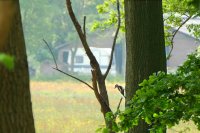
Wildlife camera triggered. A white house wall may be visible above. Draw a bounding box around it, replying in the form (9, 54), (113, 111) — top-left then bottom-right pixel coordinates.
(167, 32), (200, 71)
(59, 47), (116, 74)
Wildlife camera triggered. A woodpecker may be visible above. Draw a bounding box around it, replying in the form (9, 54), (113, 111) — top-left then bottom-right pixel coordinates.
(114, 84), (125, 98)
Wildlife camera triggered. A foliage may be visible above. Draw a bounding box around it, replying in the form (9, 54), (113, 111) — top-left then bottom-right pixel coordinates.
(103, 50), (200, 133)
(93, 0), (200, 46)
(188, 0), (200, 9)
(0, 53), (14, 70)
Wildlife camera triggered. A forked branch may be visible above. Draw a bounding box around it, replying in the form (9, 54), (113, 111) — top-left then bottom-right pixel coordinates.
(66, 0), (98, 67)
(92, 69), (112, 114)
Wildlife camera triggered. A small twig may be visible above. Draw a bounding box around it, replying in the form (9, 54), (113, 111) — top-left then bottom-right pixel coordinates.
(53, 67), (94, 90)
(83, 16), (86, 38)
(166, 15), (192, 59)
(43, 39), (58, 69)
(117, 97), (123, 111)
(103, 0), (121, 79)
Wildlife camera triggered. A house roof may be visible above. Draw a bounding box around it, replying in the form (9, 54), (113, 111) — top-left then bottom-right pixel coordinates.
(55, 30), (117, 50)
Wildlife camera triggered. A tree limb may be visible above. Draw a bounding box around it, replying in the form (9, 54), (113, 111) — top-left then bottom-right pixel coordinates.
(43, 39), (58, 69)
(66, 0), (112, 118)
(91, 69), (112, 114)
(66, 0), (99, 69)
(83, 16), (86, 38)
(166, 15), (192, 59)
(43, 39), (94, 90)
(53, 67), (94, 90)
(103, 0), (121, 79)
(117, 97), (123, 111)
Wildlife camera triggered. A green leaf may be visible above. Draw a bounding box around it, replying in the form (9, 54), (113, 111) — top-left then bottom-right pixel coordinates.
(102, 128), (109, 133)
(153, 113), (159, 118)
(0, 53), (14, 70)
(145, 117), (152, 124)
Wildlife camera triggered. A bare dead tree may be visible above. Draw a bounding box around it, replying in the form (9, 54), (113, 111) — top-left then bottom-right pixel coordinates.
(66, 0), (120, 115)
(44, 0), (121, 132)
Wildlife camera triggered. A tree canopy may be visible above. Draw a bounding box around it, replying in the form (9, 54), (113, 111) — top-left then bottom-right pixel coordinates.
(93, 0), (200, 47)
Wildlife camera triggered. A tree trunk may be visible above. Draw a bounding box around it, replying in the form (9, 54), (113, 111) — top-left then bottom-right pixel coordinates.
(0, 1), (35, 132)
(124, 0), (166, 133)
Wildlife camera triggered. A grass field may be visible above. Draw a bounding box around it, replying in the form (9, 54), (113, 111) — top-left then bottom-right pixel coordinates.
(31, 81), (199, 133)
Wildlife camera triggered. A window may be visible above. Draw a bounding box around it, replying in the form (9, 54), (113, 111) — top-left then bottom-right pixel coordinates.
(75, 56), (83, 63)
(63, 51), (69, 64)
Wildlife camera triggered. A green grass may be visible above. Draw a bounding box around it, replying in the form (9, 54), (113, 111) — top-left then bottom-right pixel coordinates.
(31, 73), (125, 83)
(31, 81), (199, 133)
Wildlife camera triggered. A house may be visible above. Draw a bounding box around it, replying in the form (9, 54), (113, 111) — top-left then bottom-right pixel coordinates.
(52, 31), (125, 75)
(56, 45), (117, 74)
(40, 18), (200, 76)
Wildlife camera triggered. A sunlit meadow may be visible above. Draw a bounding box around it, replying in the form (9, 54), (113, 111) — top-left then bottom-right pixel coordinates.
(31, 82), (199, 133)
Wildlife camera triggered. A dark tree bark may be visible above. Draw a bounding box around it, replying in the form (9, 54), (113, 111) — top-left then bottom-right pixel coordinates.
(124, 1), (166, 133)
(0, 1), (35, 132)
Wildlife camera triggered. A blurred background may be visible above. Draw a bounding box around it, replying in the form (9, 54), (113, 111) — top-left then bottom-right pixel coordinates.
(19, 0), (199, 132)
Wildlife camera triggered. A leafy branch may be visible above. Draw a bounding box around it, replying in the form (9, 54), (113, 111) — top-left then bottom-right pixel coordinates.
(107, 51), (200, 132)
(94, 0), (200, 59)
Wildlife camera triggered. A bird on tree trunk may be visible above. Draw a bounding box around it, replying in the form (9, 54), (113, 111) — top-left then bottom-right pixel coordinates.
(114, 84), (125, 98)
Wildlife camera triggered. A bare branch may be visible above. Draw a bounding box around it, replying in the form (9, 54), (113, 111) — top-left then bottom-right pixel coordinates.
(117, 97), (123, 111)
(43, 39), (58, 69)
(66, 0), (98, 68)
(66, 0), (111, 116)
(166, 15), (192, 59)
(83, 16), (86, 38)
(53, 67), (94, 90)
(103, 0), (121, 79)
(43, 39), (94, 90)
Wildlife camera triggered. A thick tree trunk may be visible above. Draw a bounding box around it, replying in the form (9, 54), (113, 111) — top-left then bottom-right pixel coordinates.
(0, 1), (35, 132)
(124, 1), (166, 133)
